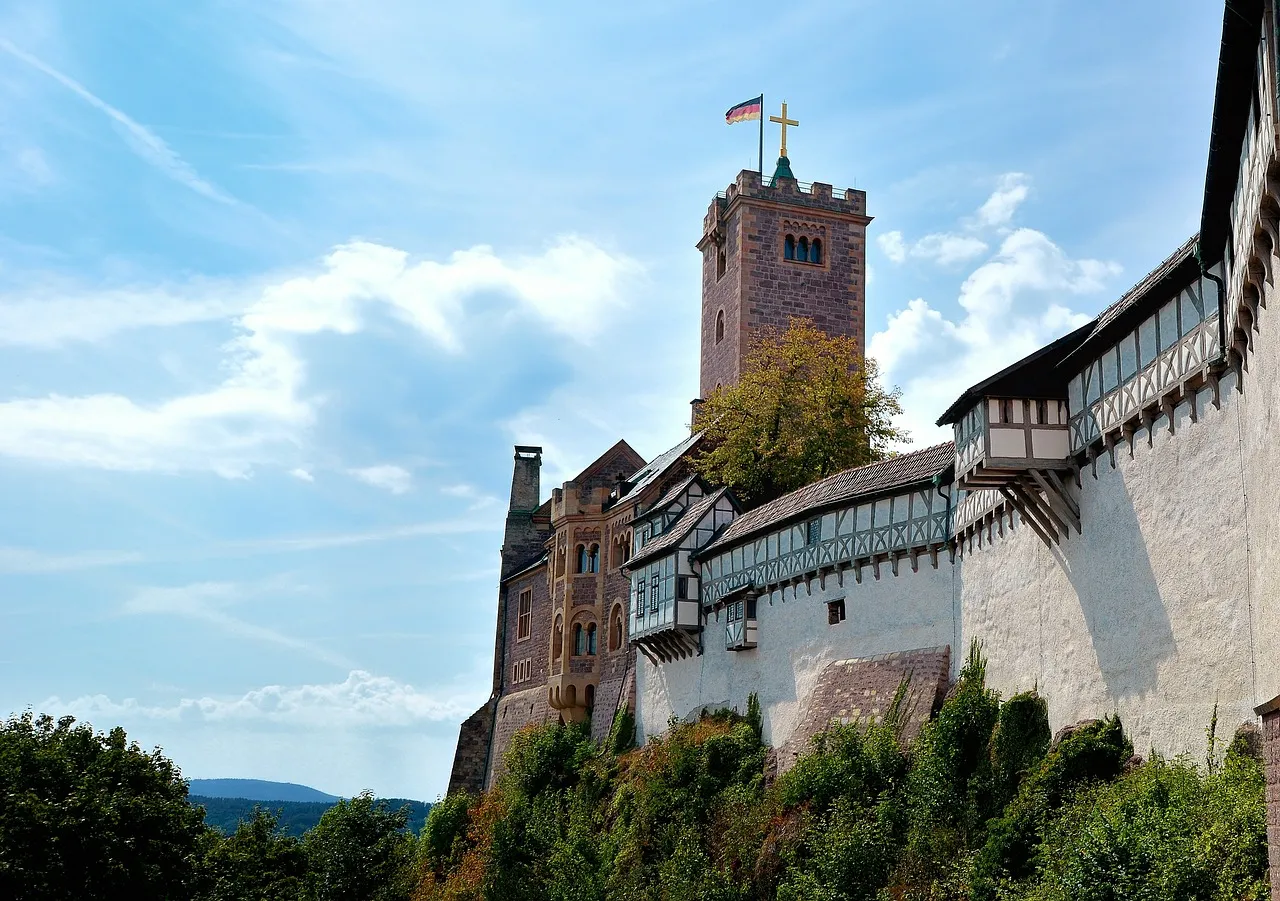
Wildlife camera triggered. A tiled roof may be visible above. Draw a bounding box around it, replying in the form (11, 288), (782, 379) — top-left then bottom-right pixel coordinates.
(638, 474), (701, 521)
(623, 431), (703, 498)
(1067, 234), (1200, 360)
(936, 322), (1094, 425)
(699, 443), (955, 556)
(628, 487), (731, 568)
(501, 551), (548, 583)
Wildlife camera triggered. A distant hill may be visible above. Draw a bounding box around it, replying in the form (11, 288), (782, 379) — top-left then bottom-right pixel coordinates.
(192, 795), (432, 838)
(187, 778), (340, 803)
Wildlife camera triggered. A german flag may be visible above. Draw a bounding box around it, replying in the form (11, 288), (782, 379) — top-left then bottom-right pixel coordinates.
(725, 96), (762, 125)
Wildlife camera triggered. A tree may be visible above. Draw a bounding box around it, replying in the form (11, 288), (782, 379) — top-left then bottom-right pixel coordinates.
(305, 792), (416, 901)
(694, 318), (905, 503)
(195, 808), (308, 901)
(0, 711), (208, 901)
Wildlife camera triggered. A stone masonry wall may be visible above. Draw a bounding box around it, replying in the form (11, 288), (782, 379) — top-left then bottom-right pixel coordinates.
(775, 646), (951, 772)
(487, 684), (554, 786)
(447, 699), (496, 796)
(1260, 708), (1280, 897)
(699, 171), (869, 399)
(500, 566), (551, 700)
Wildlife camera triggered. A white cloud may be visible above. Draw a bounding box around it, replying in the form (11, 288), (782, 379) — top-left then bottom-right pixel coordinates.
(870, 227), (1118, 444)
(0, 545), (145, 574)
(46, 669), (482, 728)
(878, 172), (1035, 268)
(0, 237), (639, 476)
(911, 233), (989, 266)
(122, 581), (353, 668)
(289, 467), (314, 482)
(878, 230), (907, 263)
(976, 172), (1031, 228)
(349, 464), (412, 494)
(0, 38), (237, 204)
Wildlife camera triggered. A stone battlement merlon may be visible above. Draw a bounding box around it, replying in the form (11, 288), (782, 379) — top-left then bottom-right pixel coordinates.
(701, 169), (868, 237)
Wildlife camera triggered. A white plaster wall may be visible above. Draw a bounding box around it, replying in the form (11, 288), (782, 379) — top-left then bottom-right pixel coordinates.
(637, 561), (957, 749)
(959, 380), (1258, 756)
(1240, 274), (1280, 706)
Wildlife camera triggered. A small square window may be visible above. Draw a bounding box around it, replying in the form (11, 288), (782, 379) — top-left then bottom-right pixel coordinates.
(827, 599), (846, 625)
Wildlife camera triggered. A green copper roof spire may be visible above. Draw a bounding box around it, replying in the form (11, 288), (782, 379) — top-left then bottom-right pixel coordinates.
(770, 155), (795, 185)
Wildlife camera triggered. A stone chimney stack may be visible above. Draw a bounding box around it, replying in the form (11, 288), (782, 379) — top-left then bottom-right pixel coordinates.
(501, 446), (544, 578)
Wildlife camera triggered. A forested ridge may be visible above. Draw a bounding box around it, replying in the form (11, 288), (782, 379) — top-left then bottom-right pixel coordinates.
(194, 795), (431, 838)
(0, 645), (1269, 899)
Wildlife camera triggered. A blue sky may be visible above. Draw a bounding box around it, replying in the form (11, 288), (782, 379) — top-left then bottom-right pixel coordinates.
(0, 0), (1223, 800)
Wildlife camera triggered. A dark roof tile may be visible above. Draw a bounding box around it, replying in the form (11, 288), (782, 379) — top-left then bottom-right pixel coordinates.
(700, 443), (955, 556)
(628, 487), (731, 568)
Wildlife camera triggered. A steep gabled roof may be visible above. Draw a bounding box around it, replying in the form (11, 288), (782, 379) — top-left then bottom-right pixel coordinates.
(628, 487), (733, 568)
(1062, 235), (1201, 364)
(637, 474), (702, 521)
(571, 439), (646, 491)
(935, 322), (1095, 426)
(621, 431), (703, 500)
(699, 443), (955, 557)
(1199, 0), (1266, 265)
(501, 551), (548, 583)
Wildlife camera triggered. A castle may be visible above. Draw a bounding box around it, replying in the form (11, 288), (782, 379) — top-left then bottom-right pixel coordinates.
(449, 8), (1280, 879)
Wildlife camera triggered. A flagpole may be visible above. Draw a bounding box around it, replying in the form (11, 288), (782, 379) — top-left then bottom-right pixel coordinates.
(758, 94), (764, 176)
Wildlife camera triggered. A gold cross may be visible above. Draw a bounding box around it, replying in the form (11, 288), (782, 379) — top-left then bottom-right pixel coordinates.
(769, 101), (799, 158)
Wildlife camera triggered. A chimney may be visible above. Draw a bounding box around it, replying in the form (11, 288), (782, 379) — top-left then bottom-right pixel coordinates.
(501, 446), (544, 578)
(690, 398), (705, 428)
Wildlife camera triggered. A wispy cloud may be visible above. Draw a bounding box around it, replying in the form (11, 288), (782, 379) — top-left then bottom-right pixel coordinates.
(349, 464), (412, 495)
(45, 669), (484, 728)
(121, 580), (353, 669)
(0, 545), (145, 574)
(0, 237), (639, 477)
(0, 38), (237, 204)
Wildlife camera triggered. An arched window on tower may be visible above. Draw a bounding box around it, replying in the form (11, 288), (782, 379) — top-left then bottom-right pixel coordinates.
(784, 234), (796, 260)
(573, 623), (585, 656)
(586, 623), (597, 655)
(798, 237), (809, 262)
(716, 249), (726, 280)
(609, 604), (624, 651)
(552, 615), (563, 662)
(587, 544), (599, 574)
(576, 544), (588, 574)
(811, 238), (822, 264)
(715, 310), (725, 344)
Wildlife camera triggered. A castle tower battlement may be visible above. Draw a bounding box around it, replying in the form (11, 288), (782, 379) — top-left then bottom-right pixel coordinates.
(697, 168), (871, 399)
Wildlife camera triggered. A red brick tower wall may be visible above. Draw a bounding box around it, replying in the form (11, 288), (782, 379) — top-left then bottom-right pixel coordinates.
(698, 169), (871, 400)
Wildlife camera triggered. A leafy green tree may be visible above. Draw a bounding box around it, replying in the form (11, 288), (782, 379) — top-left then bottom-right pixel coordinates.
(0, 711), (208, 901)
(694, 318), (905, 503)
(195, 808), (308, 901)
(305, 793), (416, 901)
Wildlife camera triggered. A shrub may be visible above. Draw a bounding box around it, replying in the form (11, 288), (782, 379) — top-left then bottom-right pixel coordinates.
(972, 715), (1132, 900)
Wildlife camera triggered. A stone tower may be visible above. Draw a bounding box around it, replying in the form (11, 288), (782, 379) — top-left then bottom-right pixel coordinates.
(696, 168), (872, 399)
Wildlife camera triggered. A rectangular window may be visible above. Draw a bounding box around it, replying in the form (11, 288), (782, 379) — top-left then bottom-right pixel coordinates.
(806, 518), (821, 546)
(999, 398), (1013, 423)
(1035, 399), (1048, 425)
(827, 598), (846, 625)
(516, 589), (532, 641)
(677, 575), (689, 599)
(649, 572), (660, 613)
